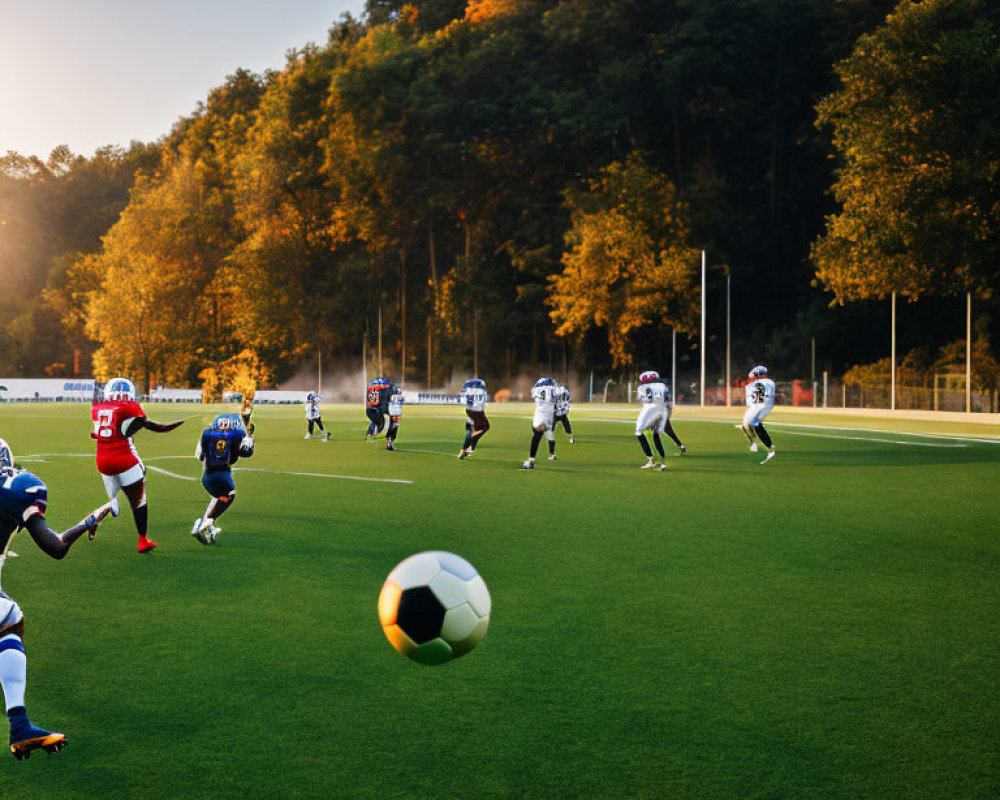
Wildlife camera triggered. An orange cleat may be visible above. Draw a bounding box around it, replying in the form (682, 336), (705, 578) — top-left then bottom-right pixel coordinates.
(138, 537), (157, 554)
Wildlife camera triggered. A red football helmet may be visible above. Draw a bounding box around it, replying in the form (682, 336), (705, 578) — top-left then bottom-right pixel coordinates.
(639, 371), (660, 384)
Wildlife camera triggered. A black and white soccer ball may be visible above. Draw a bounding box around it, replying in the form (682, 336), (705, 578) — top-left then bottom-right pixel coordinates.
(378, 551), (491, 665)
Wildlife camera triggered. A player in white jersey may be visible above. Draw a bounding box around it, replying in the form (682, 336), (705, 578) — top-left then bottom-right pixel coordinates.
(522, 377), (557, 469)
(553, 385), (574, 444)
(742, 365), (777, 463)
(458, 378), (490, 459)
(385, 385), (404, 451)
(634, 370), (686, 469)
(304, 392), (329, 441)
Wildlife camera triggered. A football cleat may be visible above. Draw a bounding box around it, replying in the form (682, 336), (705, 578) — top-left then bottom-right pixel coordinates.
(458, 449), (468, 460)
(323, 432), (330, 442)
(9, 712), (66, 760)
(749, 442), (759, 453)
(641, 459), (657, 469)
(658, 463), (667, 471)
(760, 448), (776, 465)
(547, 454), (557, 461)
(205, 526), (221, 545)
(303, 433), (312, 440)
(678, 445), (687, 455)
(521, 459), (534, 470)
(386, 441), (394, 451)
(569, 436), (575, 444)
(137, 537), (157, 554)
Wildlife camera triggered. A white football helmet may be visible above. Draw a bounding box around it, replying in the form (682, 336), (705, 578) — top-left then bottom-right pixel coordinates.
(104, 377), (137, 403)
(748, 365), (768, 379)
(0, 437), (14, 474)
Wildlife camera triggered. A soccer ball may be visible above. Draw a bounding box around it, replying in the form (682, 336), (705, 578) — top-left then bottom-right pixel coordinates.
(378, 551), (491, 666)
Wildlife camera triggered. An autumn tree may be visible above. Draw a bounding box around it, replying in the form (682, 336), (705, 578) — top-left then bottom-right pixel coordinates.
(813, 0), (1000, 302)
(548, 154), (701, 367)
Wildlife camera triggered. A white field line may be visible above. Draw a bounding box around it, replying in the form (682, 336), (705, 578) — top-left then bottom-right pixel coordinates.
(778, 430), (966, 448)
(146, 465), (197, 481)
(577, 416), (998, 445)
(15, 452), (411, 485)
(19, 452), (93, 458)
(233, 467), (412, 485)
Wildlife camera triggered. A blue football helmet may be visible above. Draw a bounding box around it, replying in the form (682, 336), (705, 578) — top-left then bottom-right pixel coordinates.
(749, 365), (768, 379)
(463, 378), (486, 390)
(534, 377), (555, 388)
(104, 377), (137, 403)
(212, 413), (243, 432)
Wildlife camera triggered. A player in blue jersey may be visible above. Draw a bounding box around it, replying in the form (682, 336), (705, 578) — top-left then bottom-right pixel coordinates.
(0, 437), (117, 760)
(191, 414), (255, 545)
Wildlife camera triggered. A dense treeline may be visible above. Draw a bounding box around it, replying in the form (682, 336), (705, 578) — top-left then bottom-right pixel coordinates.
(1, 0), (997, 393)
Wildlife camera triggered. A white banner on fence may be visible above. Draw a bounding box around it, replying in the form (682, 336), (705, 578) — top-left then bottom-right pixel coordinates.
(149, 388), (202, 402)
(0, 378), (96, 401)
(254, 390), (309, 404)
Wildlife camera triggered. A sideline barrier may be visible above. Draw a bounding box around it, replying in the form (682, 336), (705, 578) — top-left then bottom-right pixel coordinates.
(0, 378), (96, 401)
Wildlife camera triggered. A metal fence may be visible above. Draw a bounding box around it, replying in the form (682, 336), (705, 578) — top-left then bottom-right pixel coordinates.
(583, 373), (997, 413)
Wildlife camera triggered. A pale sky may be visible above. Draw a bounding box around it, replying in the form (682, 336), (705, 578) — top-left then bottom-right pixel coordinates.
(0, 0), (364, 159)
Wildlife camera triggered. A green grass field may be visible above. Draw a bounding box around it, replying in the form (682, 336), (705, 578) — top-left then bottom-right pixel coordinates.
(0, 401), (997, 799)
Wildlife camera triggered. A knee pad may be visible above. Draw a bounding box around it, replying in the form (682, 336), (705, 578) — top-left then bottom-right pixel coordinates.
(545, 429), (555, 442)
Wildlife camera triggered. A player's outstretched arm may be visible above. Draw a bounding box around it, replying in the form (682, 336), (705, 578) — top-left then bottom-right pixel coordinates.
(24, 500), (118, 559)
(135, 419), (185, 435)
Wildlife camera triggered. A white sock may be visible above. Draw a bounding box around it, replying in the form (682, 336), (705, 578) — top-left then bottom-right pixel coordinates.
(0, 636), (27, 711)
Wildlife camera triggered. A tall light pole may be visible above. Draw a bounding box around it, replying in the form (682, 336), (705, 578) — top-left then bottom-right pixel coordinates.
(890, 291), (896, 411)
(671, 328), (677, 404)
(700, 250), (706, 407)
(725, 272), (731, 407)
(966, 292), (972, 413)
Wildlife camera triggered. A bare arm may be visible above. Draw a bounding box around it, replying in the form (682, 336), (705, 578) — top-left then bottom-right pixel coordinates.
(124, 418), (185, 437)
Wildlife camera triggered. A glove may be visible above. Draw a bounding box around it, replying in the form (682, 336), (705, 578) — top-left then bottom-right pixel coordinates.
(239, 436), (255, 455)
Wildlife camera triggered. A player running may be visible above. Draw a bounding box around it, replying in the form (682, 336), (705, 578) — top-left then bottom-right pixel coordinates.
(191, 414), (255, 545)
(742, 365), (777, 464)
(304, 392), (328, 441)
(634, 370), (686, 469)
(365, 377), (392, 440)
(90, 378), (184, 553)
(385, 384), (403, 451)
(0, 437), (117, 760)
(365, 377), (387, 440)
(522, 377), (558, 470)
(458, 378), (490, 459)
(553, 384), (574, 444)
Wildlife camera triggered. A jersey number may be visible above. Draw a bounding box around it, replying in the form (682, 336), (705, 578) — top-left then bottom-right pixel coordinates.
(752, 386), (767, 404)
(93, 409), (116, 439)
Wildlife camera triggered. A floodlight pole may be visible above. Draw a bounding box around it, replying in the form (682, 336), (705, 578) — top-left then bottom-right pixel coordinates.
(726, 272), (731, 407)
(966, 292), (972, 413)
(318, 348), (322, 396)
(378, 305), (383, 376)
(700, 250), (706, 407)
(891, 291), (896, 411)
(671, 329), (677, 405)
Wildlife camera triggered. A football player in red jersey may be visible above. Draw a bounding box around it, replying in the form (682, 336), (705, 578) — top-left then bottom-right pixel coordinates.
(90, 378), (184, 553)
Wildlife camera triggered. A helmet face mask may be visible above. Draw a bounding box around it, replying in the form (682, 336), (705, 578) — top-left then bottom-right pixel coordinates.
(0, 437), (14, 474)
(104, 378), (137, 403)
(213, 414), (242, 432)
